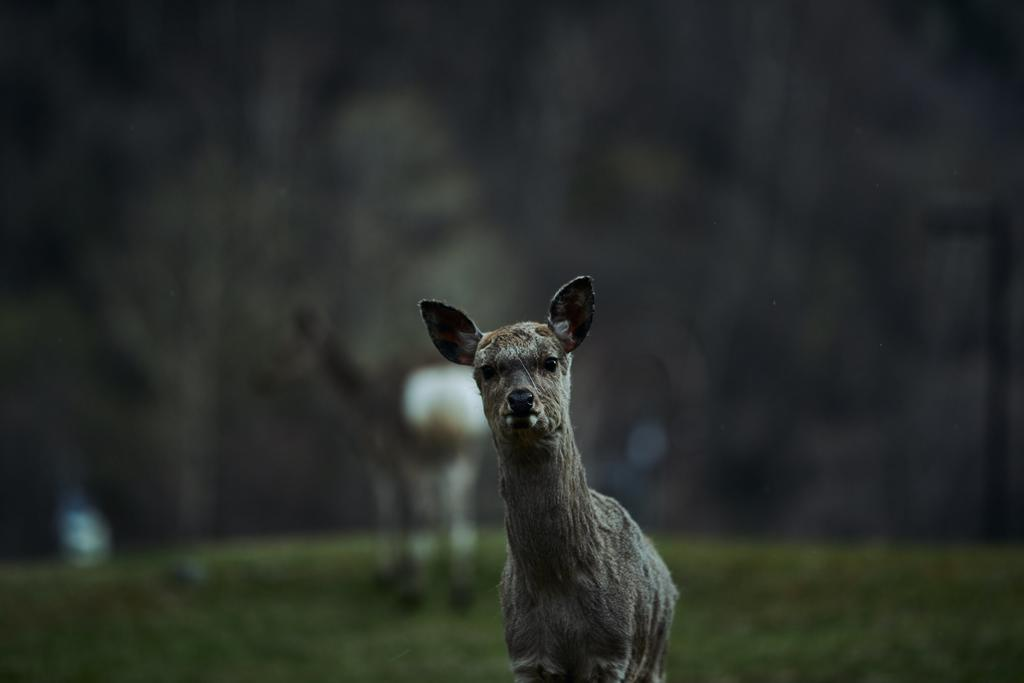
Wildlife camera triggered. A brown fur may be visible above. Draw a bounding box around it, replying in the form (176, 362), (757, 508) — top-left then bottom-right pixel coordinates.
(420, 277), (678, 682)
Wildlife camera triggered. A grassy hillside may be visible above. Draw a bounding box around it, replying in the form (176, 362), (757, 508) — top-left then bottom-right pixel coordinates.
(1, 533), (1021, 682)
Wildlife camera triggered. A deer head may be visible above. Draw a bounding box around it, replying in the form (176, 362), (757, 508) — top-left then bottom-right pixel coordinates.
(420, 276), (594, 446)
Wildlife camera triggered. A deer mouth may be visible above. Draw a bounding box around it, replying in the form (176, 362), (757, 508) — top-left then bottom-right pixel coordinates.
(503, 413), (539, 430)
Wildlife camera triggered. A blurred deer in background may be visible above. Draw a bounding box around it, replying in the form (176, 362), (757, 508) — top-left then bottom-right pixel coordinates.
(258, 308), (488, 608)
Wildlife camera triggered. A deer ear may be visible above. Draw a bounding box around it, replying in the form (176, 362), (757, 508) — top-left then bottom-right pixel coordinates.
(548, 275), (595, 353)
(419, 300), (483, 365)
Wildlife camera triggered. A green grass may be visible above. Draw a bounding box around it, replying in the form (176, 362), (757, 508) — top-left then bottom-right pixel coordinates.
(1, 533), (1021, 682)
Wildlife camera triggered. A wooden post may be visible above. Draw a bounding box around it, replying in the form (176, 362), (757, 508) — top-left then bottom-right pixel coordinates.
(984, 205), (1010, 539)
(926, 199), (1012, 540)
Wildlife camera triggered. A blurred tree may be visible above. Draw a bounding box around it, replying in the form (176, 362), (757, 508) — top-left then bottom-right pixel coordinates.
(1, 0), (1021, 550)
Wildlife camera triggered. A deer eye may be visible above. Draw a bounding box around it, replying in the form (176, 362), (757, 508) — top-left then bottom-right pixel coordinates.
(481, 365), (496, 380)
(543, 357), (558, 372)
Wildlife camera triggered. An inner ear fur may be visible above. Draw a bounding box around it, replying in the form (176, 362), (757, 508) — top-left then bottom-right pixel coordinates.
(419, 300), (482, 365)
(547, 275), (595, 353)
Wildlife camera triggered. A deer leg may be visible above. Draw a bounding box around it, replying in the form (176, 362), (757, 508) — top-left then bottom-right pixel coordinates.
(440, 453), (478, 609)
(399, 463), (438, 607)
(368, 464), (401, 586)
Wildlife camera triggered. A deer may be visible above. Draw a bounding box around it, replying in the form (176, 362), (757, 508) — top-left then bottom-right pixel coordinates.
(420, 276), (678, 682)
(258, 308), (488, 608)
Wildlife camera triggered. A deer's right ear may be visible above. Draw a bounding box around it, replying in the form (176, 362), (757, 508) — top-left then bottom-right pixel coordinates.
(419, 300), (483, 366)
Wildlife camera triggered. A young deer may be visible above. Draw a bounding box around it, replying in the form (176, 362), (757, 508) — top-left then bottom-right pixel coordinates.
(420, 276), (678, 682)
(260, 309), (488, 607)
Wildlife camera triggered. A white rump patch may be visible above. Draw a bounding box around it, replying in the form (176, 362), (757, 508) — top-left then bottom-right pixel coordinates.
(402, 364), (488, 437)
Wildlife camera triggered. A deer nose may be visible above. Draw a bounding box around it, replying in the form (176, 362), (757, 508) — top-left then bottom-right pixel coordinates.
(507, 389), (534, 416)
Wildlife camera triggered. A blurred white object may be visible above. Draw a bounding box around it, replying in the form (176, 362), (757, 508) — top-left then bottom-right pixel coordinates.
(402, 364), (488, 437)
(626, 418), (668, 470)
(57, 489), (111, 566)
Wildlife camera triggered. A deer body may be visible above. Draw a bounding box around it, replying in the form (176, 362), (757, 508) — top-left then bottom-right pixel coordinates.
(403, 364), (488, 462)
(421, 278), (678, 682)
(263, 310), (488, 607)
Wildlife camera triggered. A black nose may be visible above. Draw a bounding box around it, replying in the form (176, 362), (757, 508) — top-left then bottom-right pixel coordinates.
(507, 389), (534, 416)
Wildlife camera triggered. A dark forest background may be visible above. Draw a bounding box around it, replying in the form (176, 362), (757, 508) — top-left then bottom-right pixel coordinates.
(2, 0), (1022, 558)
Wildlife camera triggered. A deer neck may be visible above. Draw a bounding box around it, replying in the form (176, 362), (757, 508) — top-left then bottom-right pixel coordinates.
(317, 333), (365, 395)
(496, 424), (600, 586)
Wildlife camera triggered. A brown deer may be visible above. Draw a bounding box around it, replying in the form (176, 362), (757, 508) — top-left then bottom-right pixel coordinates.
(260, 308), (487, 608)
(420, 276), (678, 681)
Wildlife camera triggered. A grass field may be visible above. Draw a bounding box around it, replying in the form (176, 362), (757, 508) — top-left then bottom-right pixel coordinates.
(1, 533), (1021, 682)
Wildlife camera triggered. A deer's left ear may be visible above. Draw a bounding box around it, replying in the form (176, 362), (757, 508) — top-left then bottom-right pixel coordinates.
(548, 275), (595, 353)
(419, 300), (483, 365)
